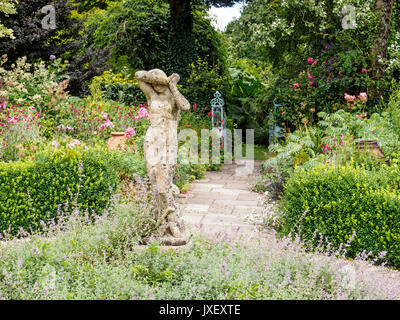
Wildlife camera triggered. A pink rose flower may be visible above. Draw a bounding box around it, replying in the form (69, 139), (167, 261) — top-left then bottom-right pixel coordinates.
(344, 93), (356, 102)
(358, 92), (367, 102)
(98, 120), (114, 131)
(138, 107), (149, 118)
(7, 117), (16, 124)
(125, 127), (136, 138)
(67, 139), (80, 148)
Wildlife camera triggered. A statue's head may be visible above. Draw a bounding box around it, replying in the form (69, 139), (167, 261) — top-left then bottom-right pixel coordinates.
(149, 69), (168, 93)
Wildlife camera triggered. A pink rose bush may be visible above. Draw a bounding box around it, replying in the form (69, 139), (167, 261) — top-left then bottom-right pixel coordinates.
(344, 92), (368, 111)
(278, 43), (371, 125)
(358, 92), (367, 102)
(0, 103), (41, 160)
(59, 103), (151, 141)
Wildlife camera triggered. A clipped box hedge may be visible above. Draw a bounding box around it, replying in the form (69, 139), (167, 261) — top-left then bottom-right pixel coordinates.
(0, 146), (120, 235)
(284, 164), (400, 267)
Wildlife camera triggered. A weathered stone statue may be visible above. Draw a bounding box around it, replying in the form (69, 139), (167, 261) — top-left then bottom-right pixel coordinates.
(135, 69), (190, 246)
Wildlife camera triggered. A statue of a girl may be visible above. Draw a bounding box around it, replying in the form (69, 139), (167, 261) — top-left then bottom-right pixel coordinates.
(135, 69), (190, 245)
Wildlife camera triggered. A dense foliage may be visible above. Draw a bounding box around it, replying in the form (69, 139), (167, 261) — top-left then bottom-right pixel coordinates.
(84, 0), (223, 77)
(226, 0), (400, 131)
(0, 0), (111, 96)
(0, 0), (17, 38)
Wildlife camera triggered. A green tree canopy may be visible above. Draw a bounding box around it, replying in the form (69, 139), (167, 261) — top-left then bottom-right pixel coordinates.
(86, 0), (224, 75)
(166, 0), (250, 78)
(226, 0), (400, 82)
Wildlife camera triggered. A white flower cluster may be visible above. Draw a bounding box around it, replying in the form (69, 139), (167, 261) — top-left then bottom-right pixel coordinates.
(386, 31), (400, 75)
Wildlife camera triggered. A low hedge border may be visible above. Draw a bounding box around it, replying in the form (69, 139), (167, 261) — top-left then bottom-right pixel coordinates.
(284, 164), (400, 267)
(0, 146), (120, 235)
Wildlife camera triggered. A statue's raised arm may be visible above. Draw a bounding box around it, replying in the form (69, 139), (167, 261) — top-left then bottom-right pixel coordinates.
(135, 70), (169, 85)
(168, 73), (190, 111)
(135, 70), (169, 101)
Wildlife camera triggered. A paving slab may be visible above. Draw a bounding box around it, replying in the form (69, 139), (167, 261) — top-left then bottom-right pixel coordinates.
(190, 183), (225, 191)
(237, 193), (263, 201)
(187, 223), (259, 240)
(181, 204), (209, 213)
(209, 188), (242, 196)
(232, 206), (264, 215)
(183, 213), (248, 226)
(207, 204), (234, 215)
(185, 198), (215, 205)
(191, 192), (239, 200)
(213, 199), (262, 207)
(180, 162), (267, 241)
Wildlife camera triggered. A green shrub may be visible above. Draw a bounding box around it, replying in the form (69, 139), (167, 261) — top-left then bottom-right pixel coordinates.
(90, 69), (145, 106)
(181, 57), (224, 109)
(0, 56), (69, 115)
(173, 163), (207, 192)
(114, 150), (147, 179)
(284, 164), (400, 267)
(0, 145), (119, 235)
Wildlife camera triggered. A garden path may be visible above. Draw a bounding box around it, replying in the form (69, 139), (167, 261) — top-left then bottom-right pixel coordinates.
(179, 160), (269, 242)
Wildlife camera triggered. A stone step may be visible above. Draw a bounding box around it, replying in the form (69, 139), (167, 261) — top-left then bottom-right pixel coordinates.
(232, 206), (264, 215)
(186, 223), (259, 241)
(182, 198), (214, 205)
(190, 183), (225, 192)
(180, 204), (209, 213)
(208, 188), (253, 196)
(179, 161), (266, 242)
(182, 212), (248, 226)
(181, 204), (264, 218)
(211, 199), (263, 208)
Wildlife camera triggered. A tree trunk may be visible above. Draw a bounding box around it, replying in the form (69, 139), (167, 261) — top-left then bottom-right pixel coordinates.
(167, 0), (197, 79)
(370, 0), (394, 84)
